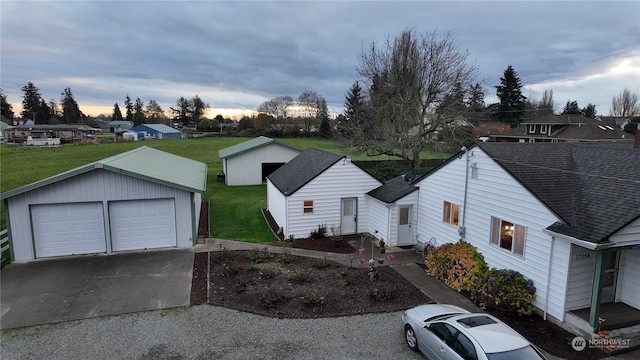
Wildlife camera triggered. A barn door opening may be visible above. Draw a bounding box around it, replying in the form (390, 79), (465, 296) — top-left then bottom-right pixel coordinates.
(262, 163), (285, 183)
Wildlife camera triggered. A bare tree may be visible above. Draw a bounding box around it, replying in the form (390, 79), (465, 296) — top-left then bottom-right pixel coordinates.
(298, 91), (325, 132)
(540, 89), (555, 114)
(341, 29), (477, 171)
(610, 88), (640, 116)
(257, 96), (294, 131)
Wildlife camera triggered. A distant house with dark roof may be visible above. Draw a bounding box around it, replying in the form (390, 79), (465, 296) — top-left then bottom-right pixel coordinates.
(218, 136), (301, 186)
(490, 114), (631, 142)
(3, 124), (99, 144)
(266, 148), (381, 240)
(414, 141), (640, 335)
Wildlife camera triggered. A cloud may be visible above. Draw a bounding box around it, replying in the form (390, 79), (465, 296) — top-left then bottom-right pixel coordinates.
(2, 1), (639, 118)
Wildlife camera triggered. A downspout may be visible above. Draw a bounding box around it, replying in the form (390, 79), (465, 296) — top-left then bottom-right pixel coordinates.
(461, 147), (469, 240)
(543, 236), (555, 320)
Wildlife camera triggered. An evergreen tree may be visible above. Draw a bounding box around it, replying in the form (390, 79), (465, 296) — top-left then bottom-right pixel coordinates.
(112, 103), (124, 121)
(0, 88), (15, 121)
(133, 97), (146, 125)
(124, 95), (134, 121)
(21, 82), (46, 123)
(562, 100), (581, 114)
(190, 95), (209, 123)
(60, 87), (82, 124)
(581, 103), (597, 118)
(495, 65), (526, 127)
(145, 100), (164, 124)
(319, 116), (331, 138)
(467, 83), (485, 113)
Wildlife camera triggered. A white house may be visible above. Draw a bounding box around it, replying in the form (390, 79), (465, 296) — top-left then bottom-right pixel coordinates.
(266, 148), (381, 240)
(1, 146), (207, 261)
(218, 136), (301, 186)
(413, 141), (640, 334)
(365, 175), (420, 247)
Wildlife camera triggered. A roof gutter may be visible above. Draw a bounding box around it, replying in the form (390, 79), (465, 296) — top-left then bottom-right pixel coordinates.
(542, 229), (609, 250)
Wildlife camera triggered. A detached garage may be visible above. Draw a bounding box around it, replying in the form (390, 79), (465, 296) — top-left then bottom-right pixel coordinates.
(1, 146), (207, 261)
(218, 136), (301, 186)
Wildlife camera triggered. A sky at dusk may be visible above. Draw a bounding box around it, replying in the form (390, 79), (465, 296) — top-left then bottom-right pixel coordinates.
(2, 0), (639, 119)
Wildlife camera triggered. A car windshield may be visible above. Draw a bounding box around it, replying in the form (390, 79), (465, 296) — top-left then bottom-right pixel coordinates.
(486, 345), (546, 360)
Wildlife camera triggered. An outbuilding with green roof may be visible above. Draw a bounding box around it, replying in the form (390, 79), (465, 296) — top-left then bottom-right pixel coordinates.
(218, 136), (301, 186)
(1, 146), (207, 261)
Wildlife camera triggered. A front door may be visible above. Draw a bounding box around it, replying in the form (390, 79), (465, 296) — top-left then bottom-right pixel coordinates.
(601, 250), (619, 303)
(341, 198), (357, 234)
(398, 205), (412, 245)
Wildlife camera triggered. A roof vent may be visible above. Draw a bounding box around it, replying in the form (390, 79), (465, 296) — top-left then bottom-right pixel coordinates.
(404, 173), (416, 183)
(605, 125), (614, 131)
(598, 125), (607, 131)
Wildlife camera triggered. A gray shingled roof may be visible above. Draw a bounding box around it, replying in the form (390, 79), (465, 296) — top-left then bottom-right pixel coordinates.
(266, 147), (344, 196)
(492, 114), (629, 141)
(477, 142), (640, 243)
(366, 175), (419, 203)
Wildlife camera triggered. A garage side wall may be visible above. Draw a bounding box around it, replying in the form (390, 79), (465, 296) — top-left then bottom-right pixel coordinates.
(225, 144), (300, 186)
(8, 169), (195, 261)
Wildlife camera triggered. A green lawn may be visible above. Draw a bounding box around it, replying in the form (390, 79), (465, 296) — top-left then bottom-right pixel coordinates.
(0, 137), (449, 243)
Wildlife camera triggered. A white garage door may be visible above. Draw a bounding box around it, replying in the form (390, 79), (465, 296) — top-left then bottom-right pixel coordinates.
(31, 202), (107, 258)
(109, 199), (177, 251)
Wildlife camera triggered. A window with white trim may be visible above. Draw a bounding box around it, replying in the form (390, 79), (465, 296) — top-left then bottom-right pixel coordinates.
(528, 124), (536, 133)
(540, 124), (548, 134)
(443, 201), (460, 227)
(490, 217), (526, 257)
(303, 200), (314, 213)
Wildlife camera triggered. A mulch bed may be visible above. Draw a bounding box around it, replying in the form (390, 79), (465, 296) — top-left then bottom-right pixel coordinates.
(292, 237), (358, 254)
(190, 248), (432, 318)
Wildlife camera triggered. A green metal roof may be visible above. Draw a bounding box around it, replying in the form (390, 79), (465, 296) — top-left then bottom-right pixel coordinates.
(1, 146), (207, 199)
(218, 136), (300, 159)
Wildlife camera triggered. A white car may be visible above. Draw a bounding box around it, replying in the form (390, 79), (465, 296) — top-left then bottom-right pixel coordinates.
(401, 304), (547, 360)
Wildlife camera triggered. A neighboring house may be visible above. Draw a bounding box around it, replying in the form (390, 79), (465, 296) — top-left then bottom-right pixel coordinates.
(106, 120), (134, 133)
(413, 141), (640, 334)
(366, 175), (420, 247)
(595, 116), (631, 130)
(2, 124), (98, 144)
(266, 148), (381, 240)
(1, 146), (207, 261)
(218, 136), (301, 186)
(490, 114), (630, 142)
(130, 124), (182, 139)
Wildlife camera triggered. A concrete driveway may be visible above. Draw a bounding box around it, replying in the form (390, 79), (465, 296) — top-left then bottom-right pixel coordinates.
(0, 248), (194, 330)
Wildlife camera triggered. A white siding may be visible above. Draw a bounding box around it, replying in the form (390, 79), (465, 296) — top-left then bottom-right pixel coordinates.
(7, 169), (195, 261)
(610, 217), (640, 244)
(546, 238), (572, 320)
(266, 180), (287, 235)
(416, 148), (565, 318)
(565, 245), (596, 310)
(282, 161), (380, 240)
(368, 199), (390, 243)
(620, 249), (640, 310)
(225, 144), (300, 186)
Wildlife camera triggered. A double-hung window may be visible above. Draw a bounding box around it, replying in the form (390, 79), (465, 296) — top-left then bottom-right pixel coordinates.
(303, 200), (314, 214)
(443, 201), (460, 227)
(490, 217), (526, 257)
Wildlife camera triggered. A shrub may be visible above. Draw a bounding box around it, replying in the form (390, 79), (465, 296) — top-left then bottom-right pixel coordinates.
(369, 285), (393, 301)
(261, 287), (283, 307)
(310, 224), (328, 239)
(471, 268), (537, 316)
(290, 269), (313, 283)
(425, 241), (487, 292)
(254, 262), (283, 279)
(246, 247), (272, 263)
(222, 261), (242, 276)
(313, 256), (331, 269)
(278, 250), (295, 264)
(300, 289), (322, 305)
(235, 275), (253, 291)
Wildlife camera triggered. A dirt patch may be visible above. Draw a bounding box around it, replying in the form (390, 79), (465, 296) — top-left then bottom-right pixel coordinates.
(191, 249), (432, 318)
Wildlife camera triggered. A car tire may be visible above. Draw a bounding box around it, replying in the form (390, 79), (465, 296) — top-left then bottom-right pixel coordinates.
(405, 325), (419, 352)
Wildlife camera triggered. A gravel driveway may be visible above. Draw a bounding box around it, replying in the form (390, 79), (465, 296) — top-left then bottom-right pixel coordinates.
(1, 305), (426, 360)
